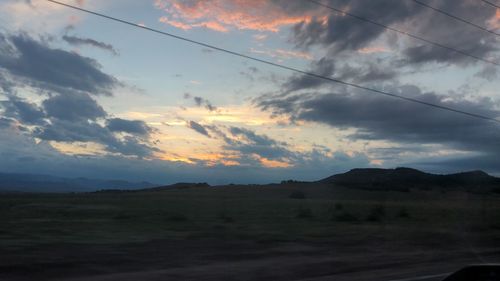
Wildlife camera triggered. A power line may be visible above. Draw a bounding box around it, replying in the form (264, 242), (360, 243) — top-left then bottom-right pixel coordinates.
(306, 0), (500, 67)
(482, 0), (500, 10)
(45, 0), (500, 124)
(413, 0), (500, 37)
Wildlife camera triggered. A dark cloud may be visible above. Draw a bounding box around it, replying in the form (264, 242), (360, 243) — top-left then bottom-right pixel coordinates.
(107, 118), (152, 136)
(0, 33), (118, 95)
(282, 58), (397, 94)
(184, 93), (217, 111)
(239, 66), (260, 81)
(1, 96), (45, 125)
(187, 120), (210, 137)
(0, 31), (159, 158)
(338, 63), (397, 83)
(62, 35), (119, 56)
(35, 118), (111, 143)
(0, 126), (372, 184)
(210, 126), (295, 161)
(228, 127), (283, 147)
(401, 0), (498, 65)
(258, 84), (500, 158)
(35, 118), (159, 158)
(474, 65), (498, 81)
(284, 57), (335, 93)
(105, 136), (161, 158)
(290, 0), (498, 66)
(0, 117), (15, 128)
(42, 92), (106, 121)
(292, 0), (419, 52)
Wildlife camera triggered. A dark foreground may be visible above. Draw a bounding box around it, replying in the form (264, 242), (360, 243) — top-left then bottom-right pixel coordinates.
(1, 183), (500, 280)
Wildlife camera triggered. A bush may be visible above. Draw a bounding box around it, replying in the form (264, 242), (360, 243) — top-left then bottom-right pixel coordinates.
(334, 203), (343, 211)
(366, 204), (386, 222)
(397, 207), (410, 218)
(295, 207), (314, 219)
(334, 212), (358, 222)
(289, 191), (306, 199)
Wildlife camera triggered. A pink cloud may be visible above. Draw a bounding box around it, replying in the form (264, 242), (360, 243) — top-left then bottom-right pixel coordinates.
(154, 0), (320, 32)
(487, 9), (500, 30)
(357, 46), (390, 54)
(250, 47), (313, 60)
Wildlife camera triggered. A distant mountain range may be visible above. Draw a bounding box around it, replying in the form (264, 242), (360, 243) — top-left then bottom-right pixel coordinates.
(1, 167), (499, 193)
(319, 167), (500, 192)
(0, 172), (156, 193)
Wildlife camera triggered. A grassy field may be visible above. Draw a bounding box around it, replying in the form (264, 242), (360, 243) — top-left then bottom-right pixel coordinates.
(2, 183), (500, 280)
(2, 183), (500, 247)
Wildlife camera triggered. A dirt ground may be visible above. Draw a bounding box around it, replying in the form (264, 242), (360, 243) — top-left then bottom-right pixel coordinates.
(1, 238), (499, 281)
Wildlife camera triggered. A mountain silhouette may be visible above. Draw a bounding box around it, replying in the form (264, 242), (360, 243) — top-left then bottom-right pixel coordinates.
(319, 167), (500, 192)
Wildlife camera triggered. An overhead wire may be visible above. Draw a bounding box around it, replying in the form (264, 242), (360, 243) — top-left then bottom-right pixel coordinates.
(412, 0), (500, 37)
(482, 0), (500, 10)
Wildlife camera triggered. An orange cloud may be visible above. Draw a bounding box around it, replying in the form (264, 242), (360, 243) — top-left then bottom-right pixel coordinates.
(155, 0), (319, 32)
(258, 157), (291, 168)
(357, 46), (390, 54)
(250, 47), (313, 60)
(487, 9), (500, 29)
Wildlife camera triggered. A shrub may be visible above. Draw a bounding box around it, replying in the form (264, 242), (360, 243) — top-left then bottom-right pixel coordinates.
(334, 203), (343, 211)
(397, 207), (410, 218)
(334, 212), (358, 222)
(289, 191), (306, 199)
(366, 204), (386, 222)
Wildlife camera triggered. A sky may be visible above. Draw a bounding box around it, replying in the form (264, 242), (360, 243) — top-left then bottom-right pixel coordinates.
(0, 0), (499, 184)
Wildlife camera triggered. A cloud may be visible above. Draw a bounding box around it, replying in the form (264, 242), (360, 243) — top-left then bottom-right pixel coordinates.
(184, 93), (217, 112)
(249, 47), (313, 60)
(280, 57), (396, 94)
(203, 125), (374, 170)
(228, 126), (282, 147)
(290, 0), (498, 66)
(474, 65), (498, 81)
(0, 31), (159, 159)
(107, 118), (152, 137)
(292, 1), (418, 52)
(0, 33), (119, 95)
(1, 95), (45, 125)
(42, 92), (106, 121)
(155, 0), (320, 32)
(283, 57), (336, 93)
(62, 35), (119, 56)
(257, 84), (500, 171)
(33, 118), (159, 158)
(0, 125), (372, 184)
(0, 0), (80, 31)
(208, 126), (295, 164)
(401, 1), (498, 65)
(187, 120), (210, 137)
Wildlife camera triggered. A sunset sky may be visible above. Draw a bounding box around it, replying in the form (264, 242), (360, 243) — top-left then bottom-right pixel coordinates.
(0, 0), (499, 184)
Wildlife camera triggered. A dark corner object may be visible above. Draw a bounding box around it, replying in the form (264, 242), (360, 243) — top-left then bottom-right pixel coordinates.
(443, 265), (500, 281)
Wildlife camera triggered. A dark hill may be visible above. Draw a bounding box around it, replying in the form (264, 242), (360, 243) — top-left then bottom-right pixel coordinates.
(0, 172), (157, 193)
(319, 167), (500, 192)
